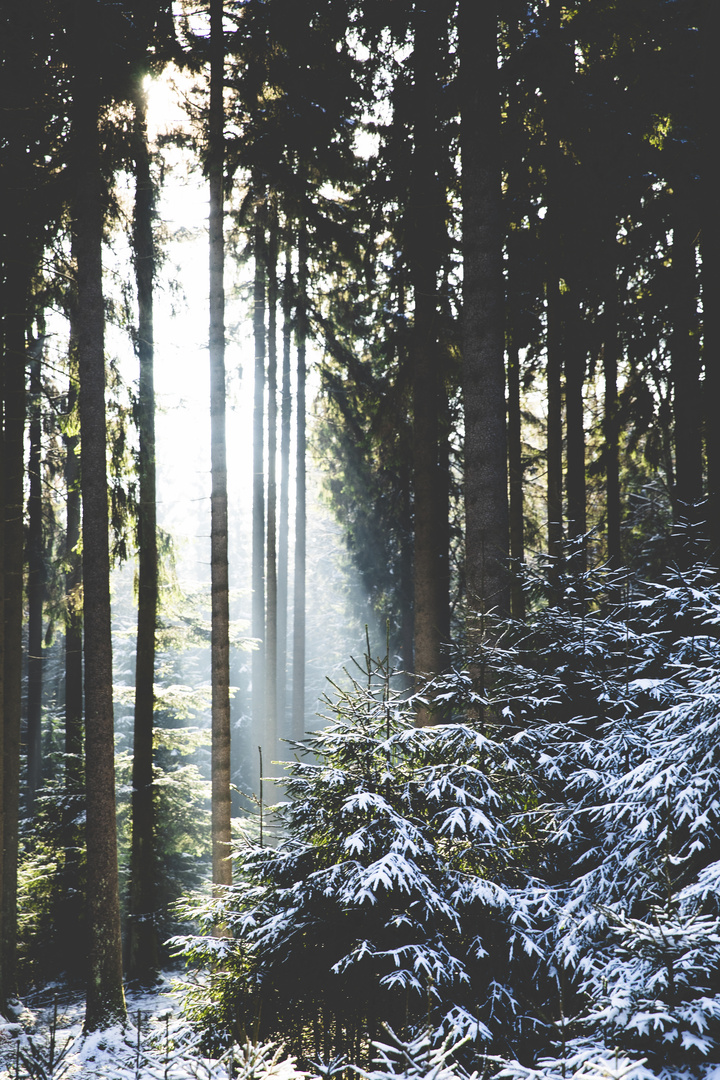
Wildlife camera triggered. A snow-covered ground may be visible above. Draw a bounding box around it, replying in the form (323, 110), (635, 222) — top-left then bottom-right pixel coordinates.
(0, 976), (305, 1079)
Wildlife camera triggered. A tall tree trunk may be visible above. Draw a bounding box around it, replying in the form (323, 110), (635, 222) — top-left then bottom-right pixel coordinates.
(61, 346), (85, 981)
(26, 338), (44, 816)
(460, 0), (509, 626)
(506, 1), (525, 621)
(73, 0), (126, 1028)
(292, 234), (307, 742)
(507, 331), (525, 619)
(252, 213), (266, 770)
(671, 205), (702, 534)
(703, 2), (720, 563)
(265, 210), (279, 769)
(127, 80), (160, 980)
(0, 246), (5, 1010)
(564, 297), (586, 552)
(409, 0), (451, 701)
(546, 282), (564, 560)
(604, 270), (621, 565)
(209, 0), (232, 893)
(544, 0), (566, 562)
(277, 252), (292, 739)
(2, 239), (29, 1002)
(1, 237), (28, 1005)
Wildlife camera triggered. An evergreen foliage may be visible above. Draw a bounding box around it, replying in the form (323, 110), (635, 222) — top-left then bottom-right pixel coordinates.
(172, 559), (720, 1077)
(173, 648), (547, 1065)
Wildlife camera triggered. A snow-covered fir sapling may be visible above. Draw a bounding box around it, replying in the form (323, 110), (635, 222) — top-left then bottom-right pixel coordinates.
(493, 562), (720, 1076)
(173, 645), (550, 1067)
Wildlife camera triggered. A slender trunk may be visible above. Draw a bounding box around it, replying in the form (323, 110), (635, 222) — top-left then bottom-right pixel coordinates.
(506, 2), (525, 620)
(26, 341), (44, 814)
(671, 206), (702, 533)
(61, 346), (85, 980)
(74, 2), (126, 1026)
(277, 252), (292, 739)
(546, 282), (564, 559)
(265, 210), (279, 769)
(398, 457), (415, 678)
(409, 0), (451, 701)
(604, 273), (621, 565)
(460, 0), (509, 626)
(252, 213), (266, 769)
(1, 239), (28, 1003)
(396, 288), (414, 678)
(507, 332), (525, 618)
(292, 234), (307, 741)
(564, 297), (586, 551)
(127, 80), (160, 980)
(209, 0), (232, 893)
(545, 0), (566, 561)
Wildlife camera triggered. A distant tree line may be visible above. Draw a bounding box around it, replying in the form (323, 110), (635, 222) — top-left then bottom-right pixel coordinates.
(0, 0), (710, 1033)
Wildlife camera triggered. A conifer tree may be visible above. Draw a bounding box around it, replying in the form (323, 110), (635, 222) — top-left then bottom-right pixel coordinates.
(208, 0), (232, 893)
(460, 0), (509, 623)
(127, 73), (160, 981)
(72, 0), (125, 1030)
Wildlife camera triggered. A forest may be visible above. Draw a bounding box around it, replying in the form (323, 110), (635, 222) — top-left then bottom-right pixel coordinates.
(0, 0), (716, 1077)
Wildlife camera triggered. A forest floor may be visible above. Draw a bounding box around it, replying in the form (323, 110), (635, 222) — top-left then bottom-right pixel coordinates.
(0, 973), (303, 1079)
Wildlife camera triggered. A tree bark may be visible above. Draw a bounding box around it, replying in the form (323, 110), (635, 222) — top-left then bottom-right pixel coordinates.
(26, 339), (45, 815)
(604, 272), (621, 565)
(73, 1), (126, 1027)
(0, 241), (5, 1011)
(265, 209), (279, 769)
(460, 0), (510, 626)
(507, 331), (525, 619)
(544, 0), (566, 562)
(209, 0), (232, 893)
(127, 80), (160, 980)
(703, 1), (720, 563)
(564, 297), (586, 552)
(277, 252), (292, 739)
(252, 212), (266, 771)
(292, 234), (307, 742)
(1, 235), (28, 1004)
(60, 337), (85, 981)
(671, 205), (702, 532)
(409, 0), (451, 700)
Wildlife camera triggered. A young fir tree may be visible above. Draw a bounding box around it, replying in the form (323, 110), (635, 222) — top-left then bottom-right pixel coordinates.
(174, 647), (548, 1065)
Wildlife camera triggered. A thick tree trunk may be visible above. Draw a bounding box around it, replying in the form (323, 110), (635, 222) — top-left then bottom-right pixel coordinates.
(277, 253), (292, 739)
(703, 3), (720, 563)
(292, 236), (307, 742)
(265, 211), (279, 769)
(127, 82), (160, 980)
(0, 255), (5, 1010)
(460, 0), (509, 626)
(409, 0), (451, 702)
(209, 0), (232, 893)
(252, 215), (266, 768)
(26, 341), (44, 815)
(73, 6), (126, 1025)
